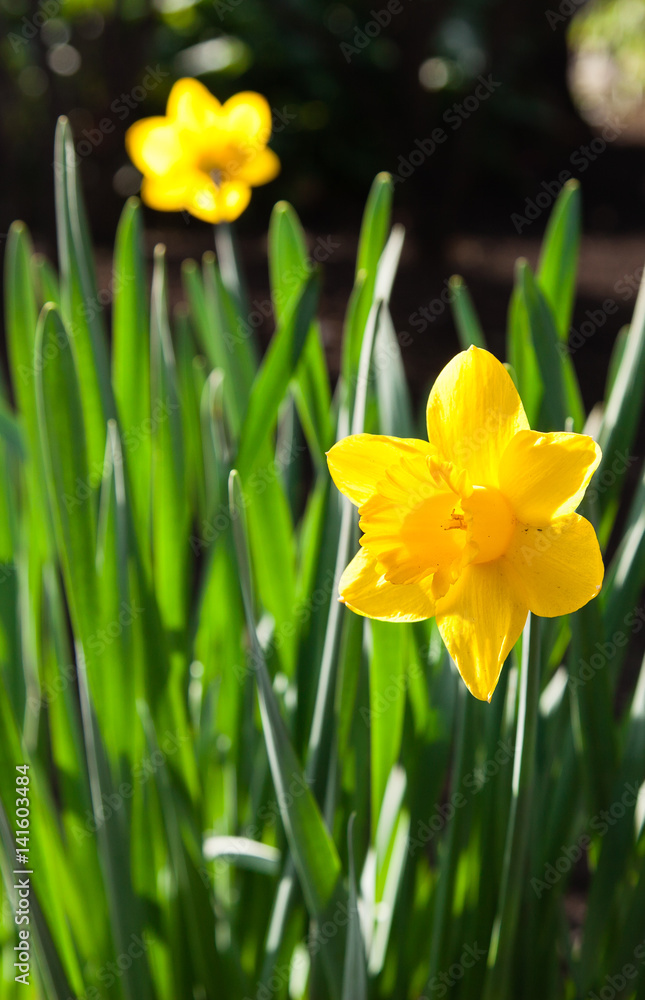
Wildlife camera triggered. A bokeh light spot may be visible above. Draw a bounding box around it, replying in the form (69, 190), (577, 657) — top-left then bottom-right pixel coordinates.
(325, 3), (355, 34)
(47, 43), (81, 76)
(18, 65), (48, 98)
(419, 56), (450, 91)
(40, 18), (70, 47)
(113, 164), (143, 198)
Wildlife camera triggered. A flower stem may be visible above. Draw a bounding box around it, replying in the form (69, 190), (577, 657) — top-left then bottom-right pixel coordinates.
(425, 678), (470, 989)
(214, 221), (247, 314)
(482, 612), (541, 1000)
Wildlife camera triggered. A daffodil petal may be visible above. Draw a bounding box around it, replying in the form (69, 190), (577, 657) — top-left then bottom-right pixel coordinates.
(499, 430), (601, 524)
(184, 176), (221, 223)
(504, 513), (604, 617)
(436, 561), (528, 701)
(167, 77), (222, 130)
(327, 434), (433, 507)
(426, 346), (529, 487)
(221, 91), (272, 144)
(126, 119), (187, 177)
(140, 170), (204, 211)
(359, 453), (468, 587)
(183, 178), (252, 224)
(217, 181), (252, 222)
(236, 148), (281, 186)
(339, 548), (435, 622)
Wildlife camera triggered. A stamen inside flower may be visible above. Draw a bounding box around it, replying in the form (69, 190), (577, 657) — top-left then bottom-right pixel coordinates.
(197, 143), (246, 185)
(359, 455), (475, 596)
(463, 486), (516, 563)
(358, 451), (517, 602)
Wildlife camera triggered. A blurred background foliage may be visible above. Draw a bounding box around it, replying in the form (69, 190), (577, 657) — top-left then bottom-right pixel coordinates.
(3, 0), (645, 246)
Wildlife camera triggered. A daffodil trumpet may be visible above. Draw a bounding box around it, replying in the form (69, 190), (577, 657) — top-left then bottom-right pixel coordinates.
(327, 346), (604, 701)
(126, 78), (280, 223)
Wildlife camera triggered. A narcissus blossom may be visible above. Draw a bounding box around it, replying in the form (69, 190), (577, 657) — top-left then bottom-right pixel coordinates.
(327, 347), (604, 701)
(126, 78), (280, 223)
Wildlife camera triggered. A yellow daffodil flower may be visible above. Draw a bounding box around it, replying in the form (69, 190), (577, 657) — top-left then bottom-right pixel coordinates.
(126, 78), (280, 223)
(327, 347), (604, 702)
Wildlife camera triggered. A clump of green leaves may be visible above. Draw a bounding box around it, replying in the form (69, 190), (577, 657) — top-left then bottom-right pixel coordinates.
(0, 121), (643, 1000)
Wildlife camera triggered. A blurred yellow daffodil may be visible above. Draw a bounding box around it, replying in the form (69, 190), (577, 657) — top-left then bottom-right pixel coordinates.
(328, 347), (604, 702)
(126, 78), (280, 223)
